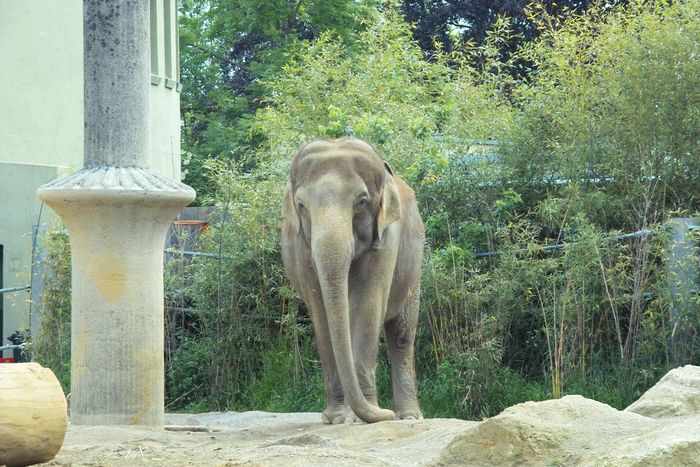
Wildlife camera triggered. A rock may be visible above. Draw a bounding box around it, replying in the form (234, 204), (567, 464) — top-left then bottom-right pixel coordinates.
(625, 365), (700, 418)
(435, 395), (700, 466)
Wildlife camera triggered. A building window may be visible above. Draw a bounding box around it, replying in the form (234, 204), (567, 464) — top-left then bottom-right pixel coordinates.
(164, 0), (173, 80)
(150, 0), (158, 76)
(175, 3), (180, 83)
(150, 0), (179, 90)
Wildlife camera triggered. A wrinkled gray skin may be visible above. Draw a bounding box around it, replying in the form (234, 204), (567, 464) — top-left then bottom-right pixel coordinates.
(282, 137), (424, 424)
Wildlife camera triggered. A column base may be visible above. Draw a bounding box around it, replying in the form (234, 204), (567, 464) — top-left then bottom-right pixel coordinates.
(38, 166), (195, 426)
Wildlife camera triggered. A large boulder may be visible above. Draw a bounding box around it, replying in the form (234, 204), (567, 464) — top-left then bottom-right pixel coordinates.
(625, 365), (700, 418)
(436, 395), (700, 466)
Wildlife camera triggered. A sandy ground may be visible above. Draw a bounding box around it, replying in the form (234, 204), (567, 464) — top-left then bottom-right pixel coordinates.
(41, 403), (700, 466)
(45, 412), (475, 466)
(37, 366), (700, 466)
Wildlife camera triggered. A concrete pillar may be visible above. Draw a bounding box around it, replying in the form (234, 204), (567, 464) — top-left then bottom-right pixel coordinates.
(83, 0), (150, 168)
(37, 1), (195, 426)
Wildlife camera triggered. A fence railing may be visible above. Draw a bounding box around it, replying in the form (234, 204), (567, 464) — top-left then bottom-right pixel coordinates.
(0, 285), (31, 295)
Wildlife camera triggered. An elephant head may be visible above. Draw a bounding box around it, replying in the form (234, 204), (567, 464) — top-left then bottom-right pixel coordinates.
(282, 137), (402, 423)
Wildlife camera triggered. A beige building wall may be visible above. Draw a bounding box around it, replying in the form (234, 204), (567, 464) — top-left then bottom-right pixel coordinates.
(149, 0), (182, 179)
(0, 0), (182, 354)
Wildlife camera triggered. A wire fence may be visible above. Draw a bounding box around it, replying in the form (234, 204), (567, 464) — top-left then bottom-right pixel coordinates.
(0, 285), (31, 295)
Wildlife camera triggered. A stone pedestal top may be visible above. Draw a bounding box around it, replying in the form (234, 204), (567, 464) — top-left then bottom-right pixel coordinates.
(38, 166), (195, 204)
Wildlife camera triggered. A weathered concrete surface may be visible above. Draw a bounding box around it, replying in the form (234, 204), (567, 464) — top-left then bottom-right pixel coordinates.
(83, 0), (150, 168)
(38, 168), (194, 426)
(625, 364), (700, 418)
(37, 1), (195, 426)
(44, 366), (700, 466)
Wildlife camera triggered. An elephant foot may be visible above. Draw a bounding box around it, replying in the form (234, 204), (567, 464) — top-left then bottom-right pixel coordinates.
(322, 407), (343, 424)
(322, 405), (351, 424)
(395, 409), (423, 421)
(322, 406), (362, 424)
(342, 408), (360, 425)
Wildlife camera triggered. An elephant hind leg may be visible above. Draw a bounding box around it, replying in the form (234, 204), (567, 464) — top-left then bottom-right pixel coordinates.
(385, 286), (422, 420)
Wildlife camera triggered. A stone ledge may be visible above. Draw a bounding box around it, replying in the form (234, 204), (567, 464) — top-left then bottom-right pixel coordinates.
(38, 166), (196, 205)
(39, 166), (192, 192)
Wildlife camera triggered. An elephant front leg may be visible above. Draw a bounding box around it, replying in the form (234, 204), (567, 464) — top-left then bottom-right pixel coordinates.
(334, 324), (381, 425)
(320, 364), (346, 424)
(350, 319), (382, 408)
(348, 281), (385, 416)
(385, 287), (422, 420)
(340, 244), (401, 423)
(307, 298), (346, 424)
(324, 303), (382, 425)
(316, 327), (346, 424)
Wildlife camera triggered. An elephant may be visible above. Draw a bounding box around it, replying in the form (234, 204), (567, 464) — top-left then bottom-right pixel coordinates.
(281, 137), (424, 424)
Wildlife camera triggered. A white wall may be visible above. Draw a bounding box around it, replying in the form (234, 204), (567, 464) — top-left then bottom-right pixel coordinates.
(0, 0), (83, 168)
(0, 0), (182, 353)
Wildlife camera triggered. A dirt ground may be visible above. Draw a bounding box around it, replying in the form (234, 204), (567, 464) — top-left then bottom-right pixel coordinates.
(45, 412), (474, 466)
(42, 401), (700, 466)
(41, 366), (700, 466)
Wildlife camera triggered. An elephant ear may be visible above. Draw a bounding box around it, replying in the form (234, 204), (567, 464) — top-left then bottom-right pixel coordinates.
(375, 161), (402, 243)
(282, 180), (301, 235)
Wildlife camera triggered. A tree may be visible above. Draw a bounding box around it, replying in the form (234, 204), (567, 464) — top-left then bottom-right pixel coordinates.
(401, 1), (608, 62)
(179, 0), (378, 197)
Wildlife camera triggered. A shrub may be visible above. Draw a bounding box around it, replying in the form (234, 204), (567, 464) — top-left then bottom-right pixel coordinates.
(31, 222), (72, 393)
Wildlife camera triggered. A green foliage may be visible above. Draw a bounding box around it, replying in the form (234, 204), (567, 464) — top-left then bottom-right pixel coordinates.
(243, 338), (326, 412)
(31, 223), (72, 393)
(253, 7), (510, 169)
(179, 0), (379, 197)
(33, 0), (700, 420)
(164, 164), (289, 410)
(170, 0), (700, 418)
(509, 0), (700, 228)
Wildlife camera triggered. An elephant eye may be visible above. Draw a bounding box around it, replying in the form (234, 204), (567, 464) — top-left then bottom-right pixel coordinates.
(297, 202), (306, 212)
(354, 195), (369, 208)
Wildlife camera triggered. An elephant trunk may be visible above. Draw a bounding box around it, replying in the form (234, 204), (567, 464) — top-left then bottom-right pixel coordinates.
(312, 222), (395, 423)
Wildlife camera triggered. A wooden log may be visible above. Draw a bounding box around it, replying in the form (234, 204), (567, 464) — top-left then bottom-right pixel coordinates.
(0, 363), (68, 466)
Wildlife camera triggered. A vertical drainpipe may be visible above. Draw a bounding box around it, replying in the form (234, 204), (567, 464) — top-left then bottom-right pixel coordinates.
(37, 0), (195, 426)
